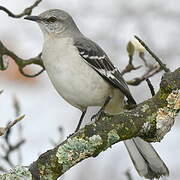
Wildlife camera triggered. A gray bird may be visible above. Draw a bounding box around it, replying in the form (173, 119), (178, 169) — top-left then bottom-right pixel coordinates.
(25, 9), (169, 179)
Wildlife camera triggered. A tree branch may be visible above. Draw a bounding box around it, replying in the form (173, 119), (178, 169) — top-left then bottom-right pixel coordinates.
(122, 39), (162, 86)
(0, 41), (44, 77)
(1, 68), (179, 179)
(0, 115), (25, 136)
(0, 0), (45, 78)
(0, 96), (25, 172)
(146, 78), (155, 96)
(134, 36), (171, 73)
(126, 64), (161, 85)
(0, 0), (42, 18)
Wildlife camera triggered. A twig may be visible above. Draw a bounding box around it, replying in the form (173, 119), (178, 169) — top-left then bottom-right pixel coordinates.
(121, 64), (142, 76)
(19, 67), (45, 78)
(138, 51), (156, 96)
(123, 40), (162, 87)
(0, 115), (25, 136)
(139, 52), (149, 67)
(126, 64), (161, 86)
(134, 36), (170, 73)
(0, 0), (42, 18)
(0, 115), (25, 168)
(146, 79), (155, 96)
(0, 98), (26, 171)
(0, 1), (44, 78)
(0, 41), (44, 77)
(1, 139), (25, 168)
(122, 41), (142, 75)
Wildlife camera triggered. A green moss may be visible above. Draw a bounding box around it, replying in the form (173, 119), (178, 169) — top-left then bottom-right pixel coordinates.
(39, 164), (55, 180)
(0, 166), (32, 180)
(141, 104), (149, 112)
(107, 130), (120, 146)
(158, 90), (168, 101)
(56, 135), (102, 173)
(147, 113), (156, 123)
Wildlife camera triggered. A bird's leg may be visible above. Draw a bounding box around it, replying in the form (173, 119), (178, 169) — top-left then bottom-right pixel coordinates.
(91, 96), (111, 121)
(74, 108), (87, 132)
(67, 109), (87, 138)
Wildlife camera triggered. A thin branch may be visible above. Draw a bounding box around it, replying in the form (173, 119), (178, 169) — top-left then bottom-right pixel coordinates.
(139, 51), (156, 96)
(146, 79), (155, 96)
(122, 41), (142, 75)
(122, 41), (162, 86)
(126, 64), (161, 86)
(1, 139), (25, 168)
(0, 115), (25, 136)
(0, 1), (44, 78)
(19, 67), (45, 78)
(0, 98), (25, 170)
(0, 41), (44, 77)
(0, 0), (42, 18)
(0, 114), (25, 168)
(139, 52), (150, 67)
(134, 36), (170, 73)
(121, 64), (142, 76)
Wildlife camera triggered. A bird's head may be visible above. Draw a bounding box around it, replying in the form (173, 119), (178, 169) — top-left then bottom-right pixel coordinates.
(25, 9), (79, 37)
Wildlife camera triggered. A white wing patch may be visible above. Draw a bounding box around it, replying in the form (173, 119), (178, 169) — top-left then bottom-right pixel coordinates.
(99, 68), (118, 80)
(82, 54), (106, 60)
(80, 51), (121, 81)
(74, 38), (136, 105)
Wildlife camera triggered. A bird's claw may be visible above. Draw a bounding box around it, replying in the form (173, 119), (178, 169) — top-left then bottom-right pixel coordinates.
(91, 111), (102, 121)
(67, 132), (74, 138)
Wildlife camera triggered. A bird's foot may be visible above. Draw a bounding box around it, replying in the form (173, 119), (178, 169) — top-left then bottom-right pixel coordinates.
(91, 96), (111, 121)
(67, 132), (74, 138)
(91, 110), (102, 121)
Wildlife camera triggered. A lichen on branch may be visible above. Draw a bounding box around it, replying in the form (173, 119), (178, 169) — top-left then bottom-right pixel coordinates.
(0, 166), (32, 180)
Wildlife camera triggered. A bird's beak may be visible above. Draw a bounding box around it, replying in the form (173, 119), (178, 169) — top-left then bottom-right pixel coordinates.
(24, 16), (42, 22)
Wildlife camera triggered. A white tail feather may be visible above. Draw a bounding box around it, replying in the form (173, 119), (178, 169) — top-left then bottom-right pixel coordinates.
(124, 137), (169, 179)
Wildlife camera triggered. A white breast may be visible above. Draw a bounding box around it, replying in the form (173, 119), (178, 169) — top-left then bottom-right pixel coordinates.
(42, 37), (111, 110)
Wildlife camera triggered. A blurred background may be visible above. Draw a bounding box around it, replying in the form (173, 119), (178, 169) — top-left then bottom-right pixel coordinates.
(0, 0), (180, 179)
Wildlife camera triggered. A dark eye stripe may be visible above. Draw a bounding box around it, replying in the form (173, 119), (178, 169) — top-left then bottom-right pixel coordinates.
(46, 17), (57, 23)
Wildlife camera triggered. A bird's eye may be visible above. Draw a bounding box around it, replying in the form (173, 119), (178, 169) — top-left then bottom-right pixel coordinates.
(47, 16), (57, 23)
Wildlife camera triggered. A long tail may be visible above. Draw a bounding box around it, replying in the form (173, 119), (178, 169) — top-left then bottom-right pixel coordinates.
(124, 137), (169, 179)
(105, 89), (169, 179)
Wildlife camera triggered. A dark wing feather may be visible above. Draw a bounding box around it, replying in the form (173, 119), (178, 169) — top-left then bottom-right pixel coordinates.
(74, 37), (136, 105)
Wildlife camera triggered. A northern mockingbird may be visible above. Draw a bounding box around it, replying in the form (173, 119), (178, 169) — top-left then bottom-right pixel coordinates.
(25, 9), (169, 179)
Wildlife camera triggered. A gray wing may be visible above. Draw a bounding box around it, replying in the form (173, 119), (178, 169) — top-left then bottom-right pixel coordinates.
(74, 37), (136, 105)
